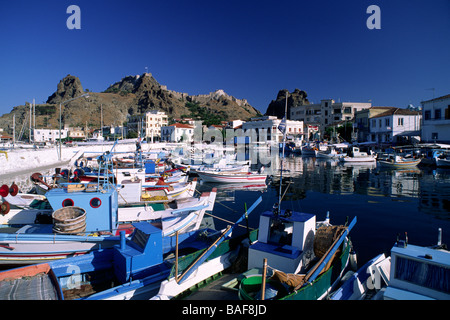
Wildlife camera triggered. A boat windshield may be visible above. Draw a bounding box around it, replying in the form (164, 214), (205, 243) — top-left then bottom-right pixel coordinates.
(394, 256), (450, 294)
(268, 218), (293, 246)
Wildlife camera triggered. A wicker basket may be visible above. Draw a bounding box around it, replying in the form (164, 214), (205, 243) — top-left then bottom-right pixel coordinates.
(52, 206), (86, 234)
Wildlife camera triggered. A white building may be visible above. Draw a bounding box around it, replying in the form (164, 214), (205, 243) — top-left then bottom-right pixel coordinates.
(226, 119), (244, 129)
(68, 127), (86, 140)
(369, 108), (422, 144)
(127, 110), (168, 141)
(145, 110), (168, 141)
(241, 116), (304, 143)
(290, 99), (371, 136)
(34, 129), (68, 142)
(421, 94), (450, 143)
(161, 123), (195, 142)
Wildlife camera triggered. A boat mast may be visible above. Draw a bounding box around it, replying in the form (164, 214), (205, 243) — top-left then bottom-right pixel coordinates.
(278, 93), (288, 212)
(12, 114), (15, 147)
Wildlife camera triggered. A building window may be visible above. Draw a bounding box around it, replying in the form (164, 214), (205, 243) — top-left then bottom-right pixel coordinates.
(385, 119), (390, 126)
(398, 118), (404, 126)
(435, 109), (441, 120)
(424, 110), (431, 120)
(372, 120), (376, 128)
(379, 119), (382, 127)
(431, 132), (438, 140)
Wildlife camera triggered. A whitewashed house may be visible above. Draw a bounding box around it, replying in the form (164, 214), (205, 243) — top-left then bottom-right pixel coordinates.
(34, 129), (68, 143)
(369, 108), (422, 144)
(421, 94), (450, 143)
(161, 123), (194, 143)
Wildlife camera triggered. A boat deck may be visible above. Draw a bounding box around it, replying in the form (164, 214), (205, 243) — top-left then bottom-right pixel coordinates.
(182, 273), (240, 300)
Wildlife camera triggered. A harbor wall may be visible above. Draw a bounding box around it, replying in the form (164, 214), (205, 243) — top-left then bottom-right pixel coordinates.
(0, 141), (167, 176)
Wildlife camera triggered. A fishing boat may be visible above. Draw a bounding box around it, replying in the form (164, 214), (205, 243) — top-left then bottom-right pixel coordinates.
(0, 183), (46, 219)
(237, 212), (356, 300)
(175, 156), (250, 175)
(0, 199), (261, 300)
(0, 188), (52, 226)
(330, 229), (449, 300)
(300, 142), (318, 156)
(0, 151), (216, 265)
(150, 196), (263, 300)
(120, 176), (197, 204)
(339, 146), (376, 163)
(377, 154), (421, 169)
(196, 163), (250, 174)
(117, 187), (216, 238)
(196, 169), (267, 184)
(436, 152), (450, 168)
(418, 148), (443, 166)
(0, 184), (216, 266)
(315, 145), (345, 160)
(1, 178), (207, 228)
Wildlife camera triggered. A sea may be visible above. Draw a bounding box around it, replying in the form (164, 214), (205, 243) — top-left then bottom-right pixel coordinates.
(1, 151), (450, 268)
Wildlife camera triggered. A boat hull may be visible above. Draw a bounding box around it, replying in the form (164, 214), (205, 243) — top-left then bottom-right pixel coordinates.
(239, 242), (351, 300)
(378, 159), (421, 168)
(340, 156), (376, 163)
(436, 158), (450, 168)
(197, 172), (267, 183)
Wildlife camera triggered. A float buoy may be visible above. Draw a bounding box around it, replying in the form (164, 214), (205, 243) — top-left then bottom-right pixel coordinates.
(0, 185), (9, 197)
(9, 183), (19, 196)
(0, 201), (10, 215)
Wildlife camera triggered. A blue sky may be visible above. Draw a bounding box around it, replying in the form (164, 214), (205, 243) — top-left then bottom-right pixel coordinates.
(0, 0), (449, 116)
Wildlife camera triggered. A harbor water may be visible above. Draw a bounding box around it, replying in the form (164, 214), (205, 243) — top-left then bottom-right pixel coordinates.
(1, 153), (449, 268)
(196, 155), (450, 267)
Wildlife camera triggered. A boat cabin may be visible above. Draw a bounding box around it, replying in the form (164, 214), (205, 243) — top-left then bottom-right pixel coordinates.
(348, 147), (369, 157)
(46, 186), (118, 233)
(384, 242), (450, 300)
(117, 178), (142, 204)
(248, 209), (316, 273)
(113, 222), (163, 283)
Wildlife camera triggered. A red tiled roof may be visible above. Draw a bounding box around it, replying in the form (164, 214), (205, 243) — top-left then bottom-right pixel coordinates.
(170, 123), (194, 128)
(371, 108), (421, 118)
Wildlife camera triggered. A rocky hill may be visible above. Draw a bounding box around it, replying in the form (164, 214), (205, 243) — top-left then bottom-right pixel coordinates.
(265, 88), (310, 119)
(0, 73), (261, 136)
